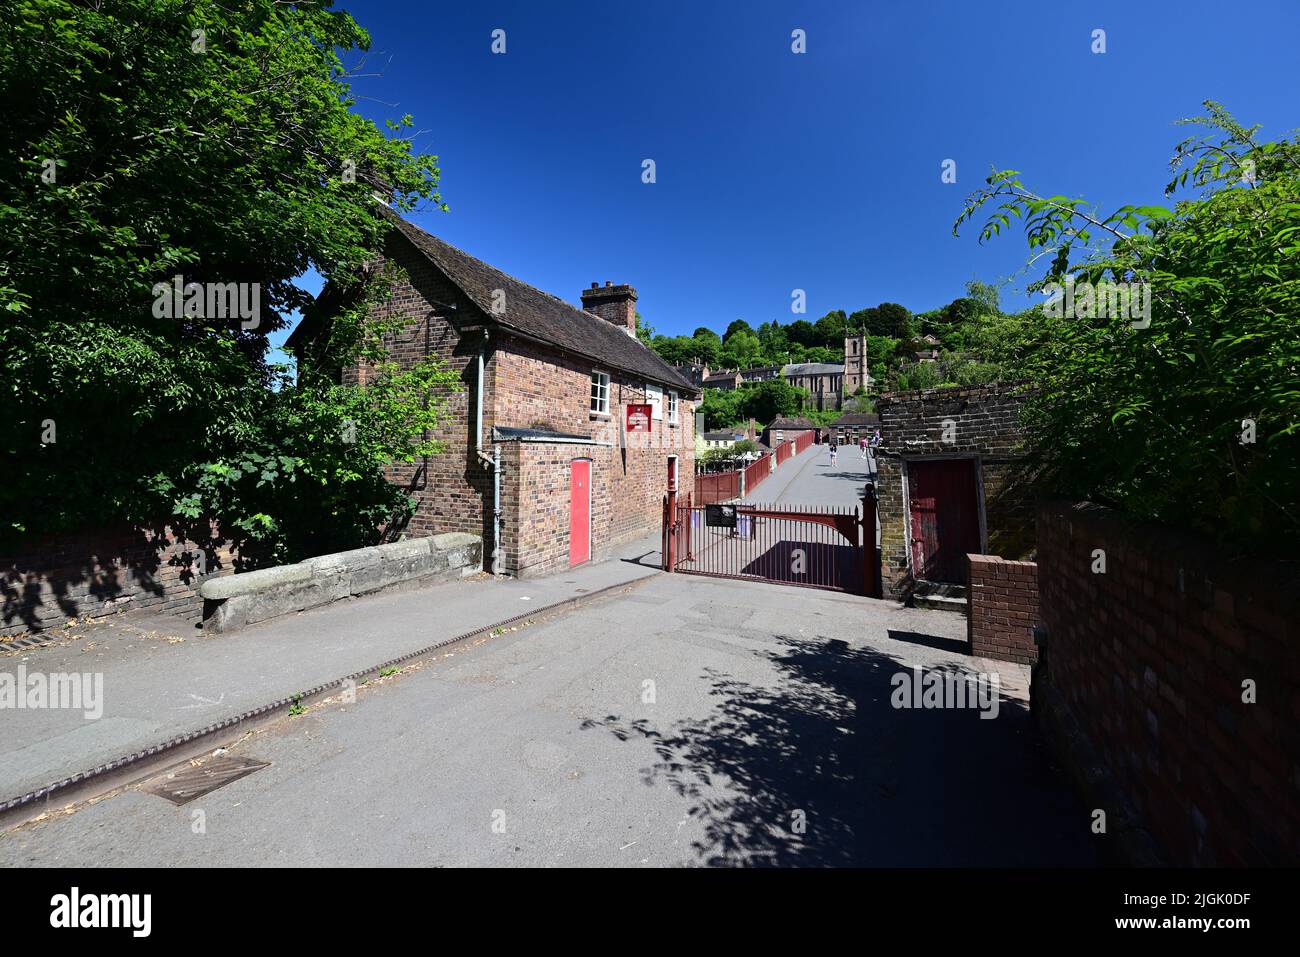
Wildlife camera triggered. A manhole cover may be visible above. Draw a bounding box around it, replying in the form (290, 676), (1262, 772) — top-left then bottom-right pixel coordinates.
(144, 755), (270, 804)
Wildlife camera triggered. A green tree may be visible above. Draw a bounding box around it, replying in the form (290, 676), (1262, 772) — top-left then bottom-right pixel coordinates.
(955, 102), (1300, 552)
(813, 309), (848, 347)
(757, 320), (789, 361)
(720, 329), (763, 368)
(690, 327), (723, 365)
(723, 318), (754, 341)
(786, 319), (818, 347)
(738, 379), (806, 424)
(1, 0), (455, 559)
(699, 388), (744, 430)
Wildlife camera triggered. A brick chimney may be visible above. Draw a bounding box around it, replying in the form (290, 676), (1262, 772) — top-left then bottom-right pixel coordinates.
(581, 281), (637, 336)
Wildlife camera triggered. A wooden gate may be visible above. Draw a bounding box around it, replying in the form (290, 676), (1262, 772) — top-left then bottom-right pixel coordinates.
(907, 458), (980, 583)
(663, 489), (881, 597)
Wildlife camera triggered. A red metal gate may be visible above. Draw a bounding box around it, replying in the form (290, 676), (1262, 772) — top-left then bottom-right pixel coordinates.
(662, 488), (881, 597)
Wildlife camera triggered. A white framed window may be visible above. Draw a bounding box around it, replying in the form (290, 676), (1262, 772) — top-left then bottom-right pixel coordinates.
(646, 382), (663, 420)
(667, 390), (679, 424)
(590, 370), (610, 415)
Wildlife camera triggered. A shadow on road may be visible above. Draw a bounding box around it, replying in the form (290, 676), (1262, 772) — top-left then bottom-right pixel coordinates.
(886, 628), (969, 656)
(811, 470), (875, 483)
(582, 634), (1098, 867)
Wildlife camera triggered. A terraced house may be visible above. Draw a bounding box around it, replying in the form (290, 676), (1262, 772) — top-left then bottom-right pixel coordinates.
(289, 212), (698, 578)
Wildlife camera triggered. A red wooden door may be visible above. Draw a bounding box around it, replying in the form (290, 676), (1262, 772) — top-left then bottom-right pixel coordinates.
(569, 459), (592, 567)
(908, 459), (980, 582)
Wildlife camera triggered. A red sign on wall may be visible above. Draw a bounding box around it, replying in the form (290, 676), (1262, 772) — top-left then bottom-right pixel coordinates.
(625, 403), (652, 433)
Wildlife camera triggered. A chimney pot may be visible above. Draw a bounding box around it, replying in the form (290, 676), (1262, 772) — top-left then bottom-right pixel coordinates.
(581, 281), (639, 337)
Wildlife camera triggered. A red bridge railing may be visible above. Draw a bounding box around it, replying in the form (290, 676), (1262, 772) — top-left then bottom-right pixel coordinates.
(743, 453), (772, 496)
(695, 470), (740, 506)
(693, 432), (812, 507)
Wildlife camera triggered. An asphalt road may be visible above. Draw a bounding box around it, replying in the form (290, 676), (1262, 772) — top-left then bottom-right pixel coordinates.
(743, 442), (877, 509)
(1, 571), (1098, 867)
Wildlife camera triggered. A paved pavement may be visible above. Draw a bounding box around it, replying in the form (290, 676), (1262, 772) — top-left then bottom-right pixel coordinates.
(0, 571), (1097, 867)
(0, 536), (662, 804)
(743, 442), (877, 508)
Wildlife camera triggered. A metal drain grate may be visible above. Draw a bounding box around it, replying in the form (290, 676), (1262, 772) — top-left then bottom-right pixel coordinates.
(144, 755), (270, 805)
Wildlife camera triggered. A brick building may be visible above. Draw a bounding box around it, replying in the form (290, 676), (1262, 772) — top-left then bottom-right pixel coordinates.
(702, 369), (743, 390)
(760, 416), (819, 448)
(828, 411), (880, 446)
(781, 362), (844, 411)
(289, 212), (698, 579)
(739, 365), (782, 385)
(873, 383), (1031, 598)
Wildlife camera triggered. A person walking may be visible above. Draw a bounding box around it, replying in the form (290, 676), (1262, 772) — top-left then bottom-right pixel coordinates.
(829, 437), (838, 467)
(859, 435), (868, 459)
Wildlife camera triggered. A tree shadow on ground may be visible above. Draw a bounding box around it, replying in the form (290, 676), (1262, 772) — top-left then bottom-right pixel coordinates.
(583, 633), (1097, 867)
(740, 541), (860, 591)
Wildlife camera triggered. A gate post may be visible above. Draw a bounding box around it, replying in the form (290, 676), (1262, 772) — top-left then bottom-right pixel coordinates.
(861, 483), (881, 598)
(662, 493), (670, 571)
(664, 487), (678, 571)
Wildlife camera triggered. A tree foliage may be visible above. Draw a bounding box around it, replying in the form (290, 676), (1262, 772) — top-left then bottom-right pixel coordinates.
(1, 0), (457, 560)
(699, 379), (807, 430)
(955, 102), (1299, 552)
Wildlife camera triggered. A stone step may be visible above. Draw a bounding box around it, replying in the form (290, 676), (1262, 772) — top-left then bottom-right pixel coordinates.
(912, 592), (969, 614)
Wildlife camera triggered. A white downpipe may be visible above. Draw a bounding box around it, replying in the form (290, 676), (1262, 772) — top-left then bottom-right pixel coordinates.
(475, 339), (503, 577)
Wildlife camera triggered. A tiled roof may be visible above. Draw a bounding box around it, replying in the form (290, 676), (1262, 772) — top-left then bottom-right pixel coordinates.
(829, 412), (880, 427)
(384, 211), (698, 394)
(765, 416), (817, 430)
(781, 362), (845, 376)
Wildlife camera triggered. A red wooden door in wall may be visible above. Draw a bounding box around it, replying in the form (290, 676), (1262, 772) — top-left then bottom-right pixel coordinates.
(908, 459), (980, 583)
(569, 459), (592, 567)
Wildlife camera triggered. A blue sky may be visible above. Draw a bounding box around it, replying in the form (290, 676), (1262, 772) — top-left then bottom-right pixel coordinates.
(275, 0), (1299, 357)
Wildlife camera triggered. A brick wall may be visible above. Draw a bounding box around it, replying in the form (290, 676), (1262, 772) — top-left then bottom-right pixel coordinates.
(875, 383), (1031, 597)
(494, 335), (694, 578)
(966, 554), (1039, 664)
(362, 231), (694, 578)
(1035, 501), (1300, 865)
(361, 235), (495, 545)
(1, 523), (237, 638)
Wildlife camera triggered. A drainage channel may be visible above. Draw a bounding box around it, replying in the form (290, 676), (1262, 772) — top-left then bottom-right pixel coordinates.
(0, 573), (658, 830)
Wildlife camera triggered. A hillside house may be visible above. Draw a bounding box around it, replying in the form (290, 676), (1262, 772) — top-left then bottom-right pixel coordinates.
(760, 416), (819, 448)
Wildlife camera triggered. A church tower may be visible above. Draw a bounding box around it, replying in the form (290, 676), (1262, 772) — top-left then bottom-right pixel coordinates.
(844, 332), (870, 395)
